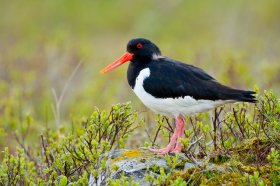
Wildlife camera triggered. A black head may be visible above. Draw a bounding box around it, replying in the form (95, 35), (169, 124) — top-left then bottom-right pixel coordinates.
(100, 38), (161, 74)
(127, 38), (161, 61)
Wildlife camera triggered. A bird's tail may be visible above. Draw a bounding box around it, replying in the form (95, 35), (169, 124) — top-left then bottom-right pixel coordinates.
(235, 90), (257, 103)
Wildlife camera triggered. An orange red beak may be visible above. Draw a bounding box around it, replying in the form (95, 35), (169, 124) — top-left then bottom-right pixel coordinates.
(100, 52), (134, 74)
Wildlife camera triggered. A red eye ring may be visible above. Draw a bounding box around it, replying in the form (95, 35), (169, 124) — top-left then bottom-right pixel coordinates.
(137, 43), (143, 49)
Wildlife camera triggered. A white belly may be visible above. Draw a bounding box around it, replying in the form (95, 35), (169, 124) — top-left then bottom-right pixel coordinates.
(133, 68), (230, 117)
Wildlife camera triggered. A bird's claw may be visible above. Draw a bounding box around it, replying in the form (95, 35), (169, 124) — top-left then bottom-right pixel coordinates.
(149, 144), (182, 155)
(170, 148), (182, 154)
(149, 147), (173, 155)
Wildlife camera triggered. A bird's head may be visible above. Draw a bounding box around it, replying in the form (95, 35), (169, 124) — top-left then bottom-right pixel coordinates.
(100, 38), (161, 74)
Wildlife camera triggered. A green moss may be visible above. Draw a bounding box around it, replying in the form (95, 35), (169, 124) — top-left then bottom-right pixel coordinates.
(202, 172), (243, 186)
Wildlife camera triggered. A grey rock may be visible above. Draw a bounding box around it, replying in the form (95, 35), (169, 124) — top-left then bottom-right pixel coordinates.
(184, 162), (197, 170)
(88, 148), (187, 186)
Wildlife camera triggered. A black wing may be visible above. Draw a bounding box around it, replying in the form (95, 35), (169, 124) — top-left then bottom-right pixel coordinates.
(143, 58), (256, 102)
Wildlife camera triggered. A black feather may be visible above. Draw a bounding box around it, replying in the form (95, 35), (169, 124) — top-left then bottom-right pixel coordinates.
(128, 57), (256, 102)
(125, 38), (256, 105)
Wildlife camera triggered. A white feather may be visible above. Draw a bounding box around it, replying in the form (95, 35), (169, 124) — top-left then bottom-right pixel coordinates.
(152, 54), (165, 60)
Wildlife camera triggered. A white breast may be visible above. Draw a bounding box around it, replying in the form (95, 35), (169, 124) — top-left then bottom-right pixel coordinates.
(133, 68), (229, 117)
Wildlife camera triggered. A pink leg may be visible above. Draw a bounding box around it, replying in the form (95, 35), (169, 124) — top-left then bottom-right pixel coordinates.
(171, 116), (185, 153)
(149, 129), (178, 154)
(149, 116), (185, 155)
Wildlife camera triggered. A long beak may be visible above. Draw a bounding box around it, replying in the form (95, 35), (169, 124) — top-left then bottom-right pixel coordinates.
(100, 52), (134, 74)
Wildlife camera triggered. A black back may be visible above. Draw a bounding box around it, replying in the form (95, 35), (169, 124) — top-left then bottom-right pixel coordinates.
(128, 57), (256, 102)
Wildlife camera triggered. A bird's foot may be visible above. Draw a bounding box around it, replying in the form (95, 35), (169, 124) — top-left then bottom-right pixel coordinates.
(150, 116), (185, 155)
(149, 145), (182, 154)
(149, 147), (172, 155)
(170, 140), (182, 153)
(170, 146), (182, 154)
(149, 143), (182, 154)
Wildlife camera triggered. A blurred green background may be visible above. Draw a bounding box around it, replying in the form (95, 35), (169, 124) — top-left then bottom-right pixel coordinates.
(0, 0), (280, 151)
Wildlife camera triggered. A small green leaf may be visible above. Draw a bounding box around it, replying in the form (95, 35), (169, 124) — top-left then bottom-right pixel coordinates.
(59, 176), (67, 186)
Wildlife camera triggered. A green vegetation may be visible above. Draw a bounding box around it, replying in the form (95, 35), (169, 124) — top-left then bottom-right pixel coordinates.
(0, 91), (279, 185)
(0, 0), (280, 185)
(0, 102), (139, 185)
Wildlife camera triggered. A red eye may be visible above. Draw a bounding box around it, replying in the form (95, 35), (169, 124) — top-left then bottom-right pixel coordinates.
(137, 43), (143, 49)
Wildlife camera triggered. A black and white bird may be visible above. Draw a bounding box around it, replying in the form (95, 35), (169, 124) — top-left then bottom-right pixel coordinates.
(100, 38), (256, 154)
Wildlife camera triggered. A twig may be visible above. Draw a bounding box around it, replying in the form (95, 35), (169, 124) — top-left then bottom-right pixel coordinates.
(152, 125), (162, 146)
(14, 133), (39, 169)
(185, 136), (204, 165)
(51, 58), (85, 129)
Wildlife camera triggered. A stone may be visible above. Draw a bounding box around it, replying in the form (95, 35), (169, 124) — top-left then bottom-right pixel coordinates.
(88, 148), (201, 186)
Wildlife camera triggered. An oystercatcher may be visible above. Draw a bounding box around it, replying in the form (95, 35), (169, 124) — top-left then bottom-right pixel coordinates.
(100, 38), (256, 154)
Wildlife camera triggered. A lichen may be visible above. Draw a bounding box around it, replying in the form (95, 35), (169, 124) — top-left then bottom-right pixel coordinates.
(111, 149), (148, 163)
(122, 149), (143, 158)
